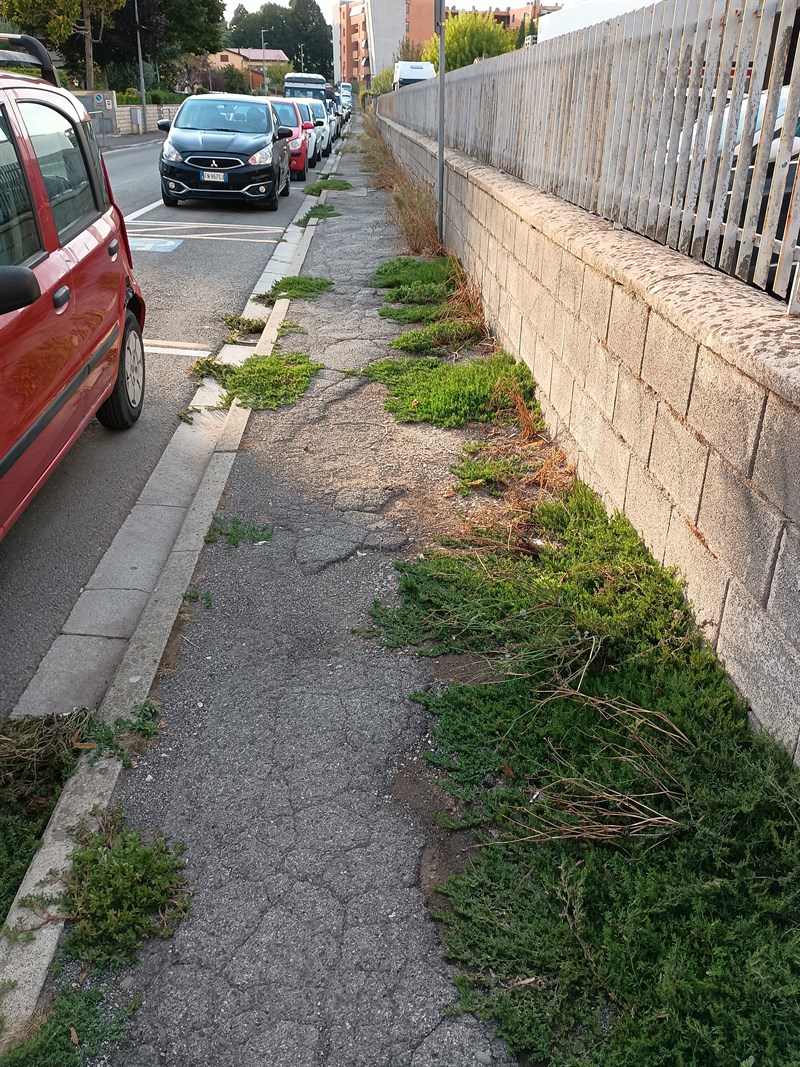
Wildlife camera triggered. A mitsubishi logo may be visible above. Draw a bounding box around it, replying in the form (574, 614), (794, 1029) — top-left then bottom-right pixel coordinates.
(211, 160), (218, 168)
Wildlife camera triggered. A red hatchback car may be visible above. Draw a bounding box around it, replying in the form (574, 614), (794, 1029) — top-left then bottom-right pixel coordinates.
(271, 97), (311, 182)
(0, 35), (146, 543)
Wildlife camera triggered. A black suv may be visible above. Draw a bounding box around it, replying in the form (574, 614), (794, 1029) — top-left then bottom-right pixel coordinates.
(158, 94), (293, 210)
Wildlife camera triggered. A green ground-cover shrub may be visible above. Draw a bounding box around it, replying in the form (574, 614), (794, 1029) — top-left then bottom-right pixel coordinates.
(369, 482), (800, 1066)
(362, 351), (538, 429)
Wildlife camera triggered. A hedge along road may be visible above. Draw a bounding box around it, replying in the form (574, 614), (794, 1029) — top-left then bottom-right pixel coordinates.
(0, 137), (302, 715)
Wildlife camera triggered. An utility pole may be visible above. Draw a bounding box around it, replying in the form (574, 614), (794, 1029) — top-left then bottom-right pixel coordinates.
(261, 28), (268, 93)
(300, 43), (305, 72)
(134, 0), (147, 132)
(435, 0), (445, 245)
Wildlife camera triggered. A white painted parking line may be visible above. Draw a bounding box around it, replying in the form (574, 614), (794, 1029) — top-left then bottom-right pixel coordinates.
(144, 345), (212, 357)
(124, 198), (163, 222)
(129, 220), (285, 231)
(144, 338), (211, 349)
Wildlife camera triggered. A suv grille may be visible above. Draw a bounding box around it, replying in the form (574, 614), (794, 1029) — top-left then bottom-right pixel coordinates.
(184, 156), (243, 170)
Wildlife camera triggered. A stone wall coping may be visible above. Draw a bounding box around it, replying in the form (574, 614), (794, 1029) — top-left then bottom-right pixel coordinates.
(380, 116), (800, 409)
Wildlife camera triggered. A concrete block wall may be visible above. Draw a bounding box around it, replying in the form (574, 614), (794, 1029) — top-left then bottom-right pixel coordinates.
(378, 114), (800, 758)
(115, 105), (171, 136)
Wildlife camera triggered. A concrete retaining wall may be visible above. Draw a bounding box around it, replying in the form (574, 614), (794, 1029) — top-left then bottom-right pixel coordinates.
(115, 105), (175, 136)
(377, 113), (800, 758)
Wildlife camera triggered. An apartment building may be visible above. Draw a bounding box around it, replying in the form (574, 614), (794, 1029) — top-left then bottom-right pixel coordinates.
(336, 0), (371, 85)
(366, 0), (435, 76)
(444, 3), (562, 28)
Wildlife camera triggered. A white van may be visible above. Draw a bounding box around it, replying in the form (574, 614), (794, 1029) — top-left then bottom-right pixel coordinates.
(392, 61), (436, 91)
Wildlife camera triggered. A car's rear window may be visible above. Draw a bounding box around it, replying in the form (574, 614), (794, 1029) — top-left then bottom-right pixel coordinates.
(175, 99), (272, 135)
(272, 102), (298, 128)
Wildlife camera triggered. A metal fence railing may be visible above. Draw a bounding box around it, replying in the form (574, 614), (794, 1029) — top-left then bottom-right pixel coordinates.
(377, 0), (800, 311)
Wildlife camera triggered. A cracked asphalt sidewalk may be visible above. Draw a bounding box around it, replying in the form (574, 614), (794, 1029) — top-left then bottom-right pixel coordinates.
(96, 125), (517, 1067)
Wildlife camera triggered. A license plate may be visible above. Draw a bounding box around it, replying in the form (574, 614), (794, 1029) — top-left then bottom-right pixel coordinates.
(202, 171), (227, 183)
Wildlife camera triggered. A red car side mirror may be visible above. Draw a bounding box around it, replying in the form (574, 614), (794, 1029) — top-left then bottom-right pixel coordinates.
(302, 121), (314, 130)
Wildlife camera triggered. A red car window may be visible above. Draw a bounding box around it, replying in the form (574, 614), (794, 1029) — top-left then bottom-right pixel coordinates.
(0, 107), (42, 266)
(18, 102), (98, 243)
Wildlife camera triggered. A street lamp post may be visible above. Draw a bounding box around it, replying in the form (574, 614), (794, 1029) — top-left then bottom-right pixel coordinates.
(134, 0), (147, 133)
(261, 28), (268, 93)
(435, 0), (445, 245)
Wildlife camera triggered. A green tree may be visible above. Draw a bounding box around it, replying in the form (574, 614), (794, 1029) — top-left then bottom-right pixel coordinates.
(421, 11), (514, 73)
(394, 35), (422, 62)
(265, 59), (292, 93)
(227, 0), (331, 80)
(0, 0), (126, 88)
(161, 0), (223, 58)
(287, 0), (331, 78)
(515, 15), (527, 48)
(222, 63), (248, 92)
(369, 66), (392, 95)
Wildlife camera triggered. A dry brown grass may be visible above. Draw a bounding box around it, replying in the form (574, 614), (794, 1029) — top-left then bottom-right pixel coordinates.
(360, 111), (442, 256)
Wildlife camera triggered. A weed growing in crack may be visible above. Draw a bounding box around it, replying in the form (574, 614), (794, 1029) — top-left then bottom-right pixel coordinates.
(256, 276), (333, 303)
(176, 406), (200, 424)
(389, 319), (485, 354)
(378, 303), (444, 324)
(371, 257), (454, 290)
(56, 805), (189, 968)
(295, 204), (342, 227)
(362, 351), (536, 428)
(189, 351), (323, 411)
(205, 514), (273, 546)
(303, 178), (351, 196)
(277, 319), (308, 338)
(222, 313), (264, 342)
(184, 589), (213, 608)
(80, 700), (161, 768)
(0, 986), (137, 1067)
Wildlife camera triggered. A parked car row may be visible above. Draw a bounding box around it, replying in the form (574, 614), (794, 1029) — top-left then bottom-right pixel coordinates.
(157, 75), (351, 207)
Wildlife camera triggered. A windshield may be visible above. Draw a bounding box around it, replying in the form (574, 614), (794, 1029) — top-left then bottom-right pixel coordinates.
(175, 99), (272, 135)
(285, 85), (326, 101)
(310, 100), (326, 120)
(272, 101), (298, 128)
(295, 102), (311, 121)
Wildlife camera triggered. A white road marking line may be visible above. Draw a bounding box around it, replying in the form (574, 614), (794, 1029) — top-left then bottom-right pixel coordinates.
(128, 233), (278, 244)
(124, 199), (164, 222)
(144, 345), (212, 357)
(144, 338), (211, 349)
(127, 220), (285, 232)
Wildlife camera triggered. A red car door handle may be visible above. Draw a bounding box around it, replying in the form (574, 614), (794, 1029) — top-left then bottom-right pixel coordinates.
(52, 285), (71, 309)
(108, 239), (119, 257)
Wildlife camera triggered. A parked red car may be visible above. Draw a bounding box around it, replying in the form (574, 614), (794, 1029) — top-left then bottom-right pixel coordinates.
(0, 35), (146, 543)
(271, 97), (311, 182)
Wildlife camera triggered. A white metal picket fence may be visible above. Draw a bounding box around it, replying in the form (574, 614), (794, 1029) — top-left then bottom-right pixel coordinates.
(377, 0), (800, 311)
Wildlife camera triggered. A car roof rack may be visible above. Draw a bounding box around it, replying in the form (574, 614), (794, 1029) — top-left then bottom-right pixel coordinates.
(0, 34), (59, 86)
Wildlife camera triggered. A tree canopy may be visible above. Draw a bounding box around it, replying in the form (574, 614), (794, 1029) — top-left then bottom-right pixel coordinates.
(421, 11), (514, 72)
(228, 0), (331, 80)
(0, 0), (223, 87)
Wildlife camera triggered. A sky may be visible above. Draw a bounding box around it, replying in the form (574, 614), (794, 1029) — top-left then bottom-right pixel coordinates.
(224, 0), (529, 30)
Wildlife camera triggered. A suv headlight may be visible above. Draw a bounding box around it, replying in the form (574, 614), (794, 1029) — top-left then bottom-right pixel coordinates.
(248, 147), (271, 165)
(289, 137), (303, 150)
(162, 140), (181, 162)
